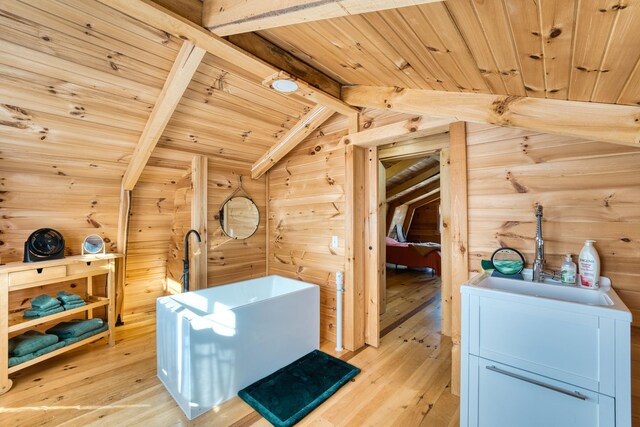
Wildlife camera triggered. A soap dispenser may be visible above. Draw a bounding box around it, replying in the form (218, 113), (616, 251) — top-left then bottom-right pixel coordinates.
(579, 240), (601, 288)
(560, 254), (577, 285)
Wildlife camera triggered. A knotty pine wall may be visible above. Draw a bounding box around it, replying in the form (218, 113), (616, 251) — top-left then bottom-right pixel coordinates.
(466, 123), (640, 324)
(407, 203), (440, 244)
(208, 160), (267, 287)
(265, 109), (424, 343)
(122, 165), (186, 319)
(166, 158), (267, 292)
(267, 114), (350, 343)
(166, 172), (192, 294)
(466, 122), (640, 420)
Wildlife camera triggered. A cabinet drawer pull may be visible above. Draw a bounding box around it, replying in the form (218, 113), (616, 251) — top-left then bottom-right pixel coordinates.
(486, 365), (587, 401)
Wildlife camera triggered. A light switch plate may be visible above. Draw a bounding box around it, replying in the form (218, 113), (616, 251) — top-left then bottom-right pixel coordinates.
(331, 236), (339, 248)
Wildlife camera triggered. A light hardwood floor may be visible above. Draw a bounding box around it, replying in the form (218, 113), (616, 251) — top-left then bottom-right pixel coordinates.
(1, 276), (457, 427)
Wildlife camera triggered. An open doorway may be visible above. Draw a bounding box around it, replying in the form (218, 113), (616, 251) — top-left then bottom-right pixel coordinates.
(346, 119), (455, 349)
(380, 154), (442, 334)
(379, 151), (442, 336)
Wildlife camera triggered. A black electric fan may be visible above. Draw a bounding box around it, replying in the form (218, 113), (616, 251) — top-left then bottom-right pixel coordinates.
(23, 228), (65, 262)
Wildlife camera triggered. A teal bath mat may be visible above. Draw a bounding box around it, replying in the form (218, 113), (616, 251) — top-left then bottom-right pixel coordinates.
(238, 350), (360, 427)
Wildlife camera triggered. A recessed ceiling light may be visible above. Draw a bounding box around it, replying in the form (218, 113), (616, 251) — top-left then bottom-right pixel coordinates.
(271, 79), (299, 93)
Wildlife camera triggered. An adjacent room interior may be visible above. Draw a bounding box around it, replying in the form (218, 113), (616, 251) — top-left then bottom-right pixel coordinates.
(0, 0), (639, 426)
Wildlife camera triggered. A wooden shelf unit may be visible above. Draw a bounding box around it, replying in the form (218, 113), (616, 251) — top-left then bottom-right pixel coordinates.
(0, 253), (122, 395)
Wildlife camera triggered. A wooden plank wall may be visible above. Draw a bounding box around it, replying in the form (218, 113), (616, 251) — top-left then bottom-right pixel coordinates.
(166, 172), (192, 294)
(466, 123), (640, 322)
(466, 123), (640, 419)
(267, 114), (350, 343)
(407, 202), (441, 243)
(208, 160), (266, 287)
(123, 165), (183, 318)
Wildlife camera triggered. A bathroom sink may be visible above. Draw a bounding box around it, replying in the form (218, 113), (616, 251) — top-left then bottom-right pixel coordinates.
(464, 269), (631, 320)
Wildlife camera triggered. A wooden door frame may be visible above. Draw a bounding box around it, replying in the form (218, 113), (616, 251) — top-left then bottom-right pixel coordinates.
(344, 120), (459, 348)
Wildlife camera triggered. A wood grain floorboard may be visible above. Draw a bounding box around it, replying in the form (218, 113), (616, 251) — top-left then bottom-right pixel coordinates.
(0, 270), (456, 426)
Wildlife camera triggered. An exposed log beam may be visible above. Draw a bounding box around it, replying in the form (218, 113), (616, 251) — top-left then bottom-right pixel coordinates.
(252, 105), (335, 179)
(386, 185), (440, 232)
(342, 85), (640, 147)
(98, 0), (357, 117)
(115, 185), (131, 325)
(227, 33), (341, 99)
(385, 159), (421, 180)
(122, 41), (205, 190)
(387, 164), (439, 200)
(450, 121), (468, 395)
(342, 115), (453, 148)
(190, 155), (208, 291)
(403, 192), (440, 233)
(203, 0), (446, 36)
(406, 190), (441, 216)
(390, 177), (440, 207)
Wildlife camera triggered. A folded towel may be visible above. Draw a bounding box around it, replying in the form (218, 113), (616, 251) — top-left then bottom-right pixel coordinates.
(8, 341), (66, 368)
(23, 305), (65, 319)
(30, 294), (62, 310)
(9, 330), (59, 357)
(62, 324), (108, 345)
(57, 291), (85, 303)
(47, 318), (104, 339)
(63, 301), (87, 310)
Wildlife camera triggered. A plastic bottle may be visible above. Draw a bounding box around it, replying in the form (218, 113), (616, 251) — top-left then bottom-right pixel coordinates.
(560, 254), (577, 285)
(579, 240), (600, 289)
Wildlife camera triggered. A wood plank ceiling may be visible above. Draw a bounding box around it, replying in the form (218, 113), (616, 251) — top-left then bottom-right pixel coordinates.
(257, 0), (640, 106)
(0, 0), (315, 170)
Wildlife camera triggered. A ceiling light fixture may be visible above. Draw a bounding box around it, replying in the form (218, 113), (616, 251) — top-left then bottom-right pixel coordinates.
(271, 79), (299, 93)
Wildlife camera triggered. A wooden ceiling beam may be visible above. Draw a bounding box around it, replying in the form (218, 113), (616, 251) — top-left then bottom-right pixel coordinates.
(342, 85), (640, 147)
(408, 192), (441, 211)
(386, 186), (440, 230)
(387, 165), (439, 200)
(122, 41), (205, 190)
(97, 0), (357, 117)
(342, 115), (453, 148)
(227, 33), (342, 99)
(203, 0), (446, 36)
(389, 177), (440, 207)
(385, 159), (421, 180)
(252, 105), (335, 179)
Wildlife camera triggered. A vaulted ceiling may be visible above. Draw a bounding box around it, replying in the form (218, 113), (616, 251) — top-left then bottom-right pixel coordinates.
(258, 0), (640, 106)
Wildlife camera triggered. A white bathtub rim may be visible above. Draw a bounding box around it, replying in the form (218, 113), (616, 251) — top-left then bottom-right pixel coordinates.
(158, 275), (319, 319)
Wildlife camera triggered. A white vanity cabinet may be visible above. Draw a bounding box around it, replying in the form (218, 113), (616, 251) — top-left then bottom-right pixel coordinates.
(460, 272), (632, 427)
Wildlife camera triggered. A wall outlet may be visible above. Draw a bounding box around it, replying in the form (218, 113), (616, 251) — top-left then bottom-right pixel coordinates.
(331, 235), (339, 248)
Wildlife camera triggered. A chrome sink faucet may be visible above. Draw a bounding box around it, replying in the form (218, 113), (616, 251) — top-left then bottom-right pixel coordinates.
(533, 205), (545, 282)
(532, 205), (558, 282)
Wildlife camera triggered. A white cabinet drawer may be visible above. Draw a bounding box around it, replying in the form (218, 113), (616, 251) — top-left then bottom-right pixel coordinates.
(469, 295), (614, 394)
(467, 356), (614, 427)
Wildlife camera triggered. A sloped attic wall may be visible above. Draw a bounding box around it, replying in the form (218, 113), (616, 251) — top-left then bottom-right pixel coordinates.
(0, 0), (310, 320)
(0, 0), (193, 320)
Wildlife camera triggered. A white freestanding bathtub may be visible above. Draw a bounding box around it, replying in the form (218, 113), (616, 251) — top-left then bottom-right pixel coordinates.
(156, 275), (320, 420)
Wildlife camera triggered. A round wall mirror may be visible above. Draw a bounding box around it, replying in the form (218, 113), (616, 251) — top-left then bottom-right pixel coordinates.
(491, 247), (525, 275)
(82, 234), (105, 255)
(219, 196), (260, 239)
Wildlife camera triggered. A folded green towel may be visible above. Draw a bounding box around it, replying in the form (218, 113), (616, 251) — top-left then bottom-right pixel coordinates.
(63, 301), (87, 310)
(8, 341), (66, 368)
(47, 318), (104, 339)
(57, 291), (85, 303)
(62, 324), (108, 345)
(9, 330), (59, 357)
(30, 294), (62, 310)
(23, 305), (65, 319)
